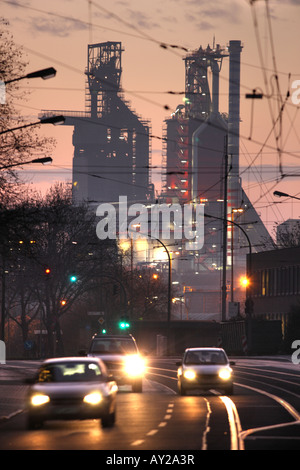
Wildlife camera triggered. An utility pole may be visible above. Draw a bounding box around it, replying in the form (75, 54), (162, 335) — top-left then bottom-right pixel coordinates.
(221, 136), (228, 322)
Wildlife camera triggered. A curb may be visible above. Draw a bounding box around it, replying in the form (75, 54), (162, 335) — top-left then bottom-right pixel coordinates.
(0, 409), (24, 423)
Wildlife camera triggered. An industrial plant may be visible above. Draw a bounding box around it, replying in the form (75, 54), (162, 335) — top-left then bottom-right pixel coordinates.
(40, 39), (274, 322)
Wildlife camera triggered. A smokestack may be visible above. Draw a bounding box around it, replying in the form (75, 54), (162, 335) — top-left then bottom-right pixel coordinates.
(211, 59), (219, 115)
(228, 40), (243, 210)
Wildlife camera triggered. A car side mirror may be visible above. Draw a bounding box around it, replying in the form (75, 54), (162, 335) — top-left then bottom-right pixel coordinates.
(230, 361), (235, 366)
(176, 361), (182, 366)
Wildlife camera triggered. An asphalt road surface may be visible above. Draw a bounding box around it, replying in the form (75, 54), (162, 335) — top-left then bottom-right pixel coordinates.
(0, 356), (299, 453)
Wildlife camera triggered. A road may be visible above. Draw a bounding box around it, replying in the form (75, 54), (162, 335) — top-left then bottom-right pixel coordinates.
(0, 356), (299, 453)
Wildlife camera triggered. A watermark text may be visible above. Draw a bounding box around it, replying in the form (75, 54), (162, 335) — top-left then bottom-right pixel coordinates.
(96, 196), (204, 250)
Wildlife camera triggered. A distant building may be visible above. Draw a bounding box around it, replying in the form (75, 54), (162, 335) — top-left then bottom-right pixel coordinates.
(247, 245), (300, 336)
(160, 41), (274, 321)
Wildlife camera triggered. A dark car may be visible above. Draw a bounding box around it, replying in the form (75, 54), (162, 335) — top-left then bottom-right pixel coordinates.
(177, 347), (235, 396)
(25, 357), (117, 429)
(87, 334), (146, 392)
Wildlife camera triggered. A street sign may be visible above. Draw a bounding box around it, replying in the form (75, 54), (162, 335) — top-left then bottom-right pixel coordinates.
(98, 317), (105, 325)
(229, 301), (240, 318)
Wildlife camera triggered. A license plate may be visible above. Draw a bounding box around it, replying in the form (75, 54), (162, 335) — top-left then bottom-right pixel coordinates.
(55, 406), (78, 415)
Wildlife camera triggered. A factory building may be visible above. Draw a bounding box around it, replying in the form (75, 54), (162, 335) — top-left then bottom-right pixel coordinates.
(161, 41), (274, 320)
(40, 39), (274, 321)
(40, 42), (154, 205)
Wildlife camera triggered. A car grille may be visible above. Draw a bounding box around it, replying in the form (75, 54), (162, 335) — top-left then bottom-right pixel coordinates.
(50, 397), (83, 406)
(195, 373), (220, 383)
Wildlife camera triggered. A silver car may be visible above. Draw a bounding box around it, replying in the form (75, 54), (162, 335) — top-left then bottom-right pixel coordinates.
(177, 347), (235, 396)
(87, 335), (146, 393)
(25, 357), (118, 429)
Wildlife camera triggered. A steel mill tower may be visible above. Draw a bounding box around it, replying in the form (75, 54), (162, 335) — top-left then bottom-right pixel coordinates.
(40, 42), (154, 205)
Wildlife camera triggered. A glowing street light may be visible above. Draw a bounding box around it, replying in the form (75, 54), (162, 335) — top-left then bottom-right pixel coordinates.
(240, 277), (249, 288)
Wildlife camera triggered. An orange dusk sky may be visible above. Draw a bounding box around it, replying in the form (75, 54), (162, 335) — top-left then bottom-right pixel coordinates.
(1, 0), (300, 238)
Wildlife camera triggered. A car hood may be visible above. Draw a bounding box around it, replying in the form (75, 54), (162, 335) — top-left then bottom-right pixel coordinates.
(28, 381), (111, 398)
(182, 364), (232, 374)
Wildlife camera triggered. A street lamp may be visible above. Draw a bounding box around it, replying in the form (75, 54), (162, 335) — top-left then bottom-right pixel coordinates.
(127, 227), (172, 352)
(273, 191), (300, 201)
(205, 212), (253, 313)
(4, 67), (57, 85)
(0, 115), (65, 135)
(231, 208), (244, 303)
(0, 156), (53, 170)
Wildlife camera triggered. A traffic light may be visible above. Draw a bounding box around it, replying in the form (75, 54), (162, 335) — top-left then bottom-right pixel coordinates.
(119, 316), (130, 330)
(69, 274), (77, 283)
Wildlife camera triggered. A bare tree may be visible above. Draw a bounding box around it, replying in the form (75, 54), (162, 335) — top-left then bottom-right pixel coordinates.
(0, 18), (54, 206)
(4, 184), (120, 356)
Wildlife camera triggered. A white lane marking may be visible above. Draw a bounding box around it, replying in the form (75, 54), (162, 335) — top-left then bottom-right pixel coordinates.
(201, 398), (212, 451)
(146, 429), (158, 436)
(131, 440), (144, 446)
(235, 382), (300, 421)
(158, 421), (167, 427)
(240, 420), (300, 441)
(235, 382), (300, 442)
(220, 396), (244, 450)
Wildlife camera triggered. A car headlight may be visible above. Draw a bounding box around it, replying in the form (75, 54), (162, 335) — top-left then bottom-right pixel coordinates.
(31, 394), (50, 406)
(83, 391), (103, 405)
(124, 355), (146, 377)
(183, 370), (196, 380)
(218, 369), (232, 380)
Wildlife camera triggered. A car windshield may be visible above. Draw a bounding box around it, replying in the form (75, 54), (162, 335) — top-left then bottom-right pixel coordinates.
(90, 339), (137, 354)
(37, 362), (102, 383)
(184, 350), (228, 365)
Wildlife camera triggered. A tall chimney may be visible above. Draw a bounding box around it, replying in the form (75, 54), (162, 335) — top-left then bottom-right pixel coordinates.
(228, 40), (243, 211)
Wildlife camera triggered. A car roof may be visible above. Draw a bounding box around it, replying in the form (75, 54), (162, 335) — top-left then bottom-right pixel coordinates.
(92, 334), (135, 340)
(41, 357), (103, 365)
(184, 347), (226, 352)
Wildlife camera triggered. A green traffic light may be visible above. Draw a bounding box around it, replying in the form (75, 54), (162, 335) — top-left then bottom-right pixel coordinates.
(70, 275), (77, 282)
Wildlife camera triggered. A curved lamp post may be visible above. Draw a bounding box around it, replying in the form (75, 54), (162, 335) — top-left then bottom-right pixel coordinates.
(0, 115), (65, 135)
(0, 156), (53, 170)
(274, 191), (300, 202)
(5, 67), (56, 85)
